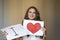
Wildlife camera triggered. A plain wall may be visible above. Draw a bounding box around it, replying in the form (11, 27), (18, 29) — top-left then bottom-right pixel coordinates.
(0, 0), (5, 40)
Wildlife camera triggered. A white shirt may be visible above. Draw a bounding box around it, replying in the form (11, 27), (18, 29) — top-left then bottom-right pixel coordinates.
(23, 35), (43, 40)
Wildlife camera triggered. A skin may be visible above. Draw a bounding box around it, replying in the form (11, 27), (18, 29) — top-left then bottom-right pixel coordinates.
(28, 8), (36, 20)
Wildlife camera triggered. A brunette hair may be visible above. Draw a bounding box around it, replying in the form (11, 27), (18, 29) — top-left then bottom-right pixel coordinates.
(24, 6), (42, 21)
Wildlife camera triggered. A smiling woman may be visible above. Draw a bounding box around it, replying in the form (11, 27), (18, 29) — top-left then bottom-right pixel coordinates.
(22, 6), (46, 40)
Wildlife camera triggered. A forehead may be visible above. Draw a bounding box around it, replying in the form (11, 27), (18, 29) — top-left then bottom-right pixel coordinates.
(29, 8), (35, 12)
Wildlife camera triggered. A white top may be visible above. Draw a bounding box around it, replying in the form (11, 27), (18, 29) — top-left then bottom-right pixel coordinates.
(23, 35), (43, 40)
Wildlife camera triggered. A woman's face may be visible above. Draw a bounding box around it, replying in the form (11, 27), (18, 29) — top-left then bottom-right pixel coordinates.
(28, 8), (36, 20)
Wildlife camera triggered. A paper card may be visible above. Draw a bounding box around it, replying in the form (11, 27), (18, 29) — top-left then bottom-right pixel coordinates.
(1, 24), (28, 40)
(23, 19), (44, 36)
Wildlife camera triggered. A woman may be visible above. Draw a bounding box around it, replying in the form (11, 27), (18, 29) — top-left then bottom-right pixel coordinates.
(2, 6), (47, 40)
(23, 6), (46, 40)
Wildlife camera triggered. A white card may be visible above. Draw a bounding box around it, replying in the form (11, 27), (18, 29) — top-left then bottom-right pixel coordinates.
(23, 19), (44, 36)
(1, 24), (28, 40)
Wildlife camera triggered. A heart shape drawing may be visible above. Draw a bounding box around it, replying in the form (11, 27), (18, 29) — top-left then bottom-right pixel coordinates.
(27, 23), (41, 34)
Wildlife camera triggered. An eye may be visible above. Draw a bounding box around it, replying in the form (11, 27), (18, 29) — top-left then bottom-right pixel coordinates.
(33, 12), (36, 14)
(29, 11), (32, 13)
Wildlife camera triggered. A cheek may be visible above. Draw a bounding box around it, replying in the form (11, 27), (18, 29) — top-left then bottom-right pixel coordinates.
(33, 14), (36, 18)
(28, 13), (31, 17)
(28, 13), (31, 18)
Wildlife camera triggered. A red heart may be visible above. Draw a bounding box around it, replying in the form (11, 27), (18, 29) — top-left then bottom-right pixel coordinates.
(27, 23), (41, 34)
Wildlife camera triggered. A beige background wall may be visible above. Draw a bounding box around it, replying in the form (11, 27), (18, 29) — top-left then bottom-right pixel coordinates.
(0, 0), (4, 40)
(0, 0), (55, 40)
(4, 0), (44, 27)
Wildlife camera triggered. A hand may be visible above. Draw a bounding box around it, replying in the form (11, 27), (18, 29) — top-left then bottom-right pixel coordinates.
(2, 31), (8, 37)
(41, 27), (47, 40)
(41, 27), (46, 33)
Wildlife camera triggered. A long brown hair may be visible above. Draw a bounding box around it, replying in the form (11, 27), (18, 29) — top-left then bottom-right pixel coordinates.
(24, 6), (42, 21)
